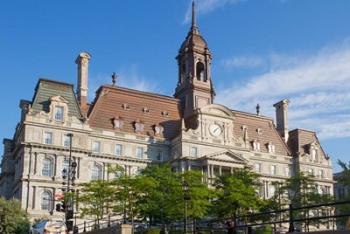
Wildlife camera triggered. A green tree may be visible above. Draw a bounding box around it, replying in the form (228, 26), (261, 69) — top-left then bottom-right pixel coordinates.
(212, 168), (264, 219)
(335, 160), (350, 228)
(0, 198), (30, 234)
(136, 163), (182, 224)
(281, 172), (333, 231)
(78, 180), (115, 222)
(180, 170), (213, 220)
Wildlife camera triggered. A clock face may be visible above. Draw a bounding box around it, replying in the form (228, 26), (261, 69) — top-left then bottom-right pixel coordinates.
(210, 124), (222, 137)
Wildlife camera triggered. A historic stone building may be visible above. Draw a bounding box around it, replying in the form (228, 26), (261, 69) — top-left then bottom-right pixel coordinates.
(0, 2), (333, 222)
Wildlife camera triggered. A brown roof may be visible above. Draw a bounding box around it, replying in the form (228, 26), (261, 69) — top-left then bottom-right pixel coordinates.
(87, 85), (182, 140)
(288, 128), (327, 158)
(232, 110), (291, 156)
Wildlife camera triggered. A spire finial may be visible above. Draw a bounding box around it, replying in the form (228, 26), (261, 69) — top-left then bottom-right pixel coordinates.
(112, 72), (117, 86)
(192, 0), (196, 28)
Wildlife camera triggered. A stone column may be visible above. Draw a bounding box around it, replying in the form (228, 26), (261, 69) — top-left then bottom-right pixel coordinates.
(219, 166), (222, 176)
(211, 165), (214, 178)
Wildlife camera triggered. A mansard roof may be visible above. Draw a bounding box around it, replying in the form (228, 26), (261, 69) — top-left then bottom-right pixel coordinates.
(87, 85), (182, 140)
(288, 128), (328, 159)
(31, 79), (83, 119)
(231, 109), (291, 156)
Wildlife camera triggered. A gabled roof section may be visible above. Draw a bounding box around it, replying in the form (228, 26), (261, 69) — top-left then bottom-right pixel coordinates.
(87, 85), (182, 140)
(31, 79), (82, 119)
(231, 110), (291, 156)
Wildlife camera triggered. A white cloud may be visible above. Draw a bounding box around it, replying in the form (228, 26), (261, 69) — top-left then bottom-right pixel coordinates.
(184, 0), (245, 24)
(216, 41), (350, 139)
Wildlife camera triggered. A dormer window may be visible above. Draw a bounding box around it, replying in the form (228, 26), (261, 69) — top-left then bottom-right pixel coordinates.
(54, 106), (64, 121)
(268, 143), (275, 153)
(134, 120), (144, 133)
(122, 103), (130, 110)
(154, 125), (164, 136)
(142, 107), (150, 113)
(252, 140), (260, 151)
(161, 111), (169, 117)
(113, 116), (124, 129)
(49, 96), (69, 122)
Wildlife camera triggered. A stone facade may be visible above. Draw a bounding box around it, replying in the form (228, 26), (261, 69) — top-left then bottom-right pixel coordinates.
(0, 1), (333, 224)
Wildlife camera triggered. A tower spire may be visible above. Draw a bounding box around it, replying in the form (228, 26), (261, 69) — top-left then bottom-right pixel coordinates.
(192, 0), (196, 29)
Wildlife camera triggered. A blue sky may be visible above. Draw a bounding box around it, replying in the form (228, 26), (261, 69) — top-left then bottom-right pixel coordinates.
(0, 0), (349, 172)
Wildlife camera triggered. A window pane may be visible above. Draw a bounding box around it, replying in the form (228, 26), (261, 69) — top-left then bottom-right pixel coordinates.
(136, 147), (143, 159)
(42, 158), (52, 177)
(157, 151), (163, 161)
(55, 106), (64, 121)
(62, 159), (69, 177)
(92, 141), (101, 153)
(63, 134), (71, 147)
(44, 132), (53, 145)
(41, 191), (52, 211)
(91, 164), (102, 180)
(190, 147), (198, 157)
(270, 165), (276, 175)
(115, 144), (122, 157)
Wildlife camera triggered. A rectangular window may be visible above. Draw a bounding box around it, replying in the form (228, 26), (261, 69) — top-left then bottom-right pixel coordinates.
(190, 147), (198, 157)
(157, 151), (163, 161)
(136, 147), (144, 159)
(63, 134), (71, 147)
(270, 165), (276, 175)
(115, 144), (123, 157)
(255, 163), (261, 173)
(54, 106), (64, 121)
(319, 170), (324, 178)
(308, 168), (314, 175)
(285, 167), (290, 177)
(92, 141), (101, 153)
(44, 132), (53, 145)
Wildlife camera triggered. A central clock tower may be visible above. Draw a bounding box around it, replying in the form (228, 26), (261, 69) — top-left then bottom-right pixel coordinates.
(174, 0), (215, 119)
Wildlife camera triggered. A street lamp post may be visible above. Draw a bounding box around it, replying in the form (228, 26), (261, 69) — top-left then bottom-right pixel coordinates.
(62, 133), (77, 233)
(183, 181), (190, 234)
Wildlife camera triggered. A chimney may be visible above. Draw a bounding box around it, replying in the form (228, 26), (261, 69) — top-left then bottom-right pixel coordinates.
(273, 99), (290, 142)
(75, 52), (91, 108)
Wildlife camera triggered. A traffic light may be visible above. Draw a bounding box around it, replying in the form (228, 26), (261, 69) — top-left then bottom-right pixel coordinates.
(62, 200), (66, 211)
(55, 203), (61, 212)
(55, 202), (66, 212)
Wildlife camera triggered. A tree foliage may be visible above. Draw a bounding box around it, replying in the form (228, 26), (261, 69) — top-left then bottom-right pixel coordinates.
(0, 198), (30, 234)
(78, 180), (115, 220)
(212, 168), (264, 218)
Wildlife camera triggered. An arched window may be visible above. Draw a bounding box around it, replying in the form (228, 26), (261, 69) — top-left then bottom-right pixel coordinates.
(91, 163), (102, 180)
(196, 62), (206, 81)
(42, 157), (53, 177)
(41, 191), (52, 211)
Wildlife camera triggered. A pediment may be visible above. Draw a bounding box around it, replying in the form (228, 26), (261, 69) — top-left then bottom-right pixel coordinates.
(204, 150), (247, 164)
(50, 95), (69, 104)
(199, 104), (235, 118)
